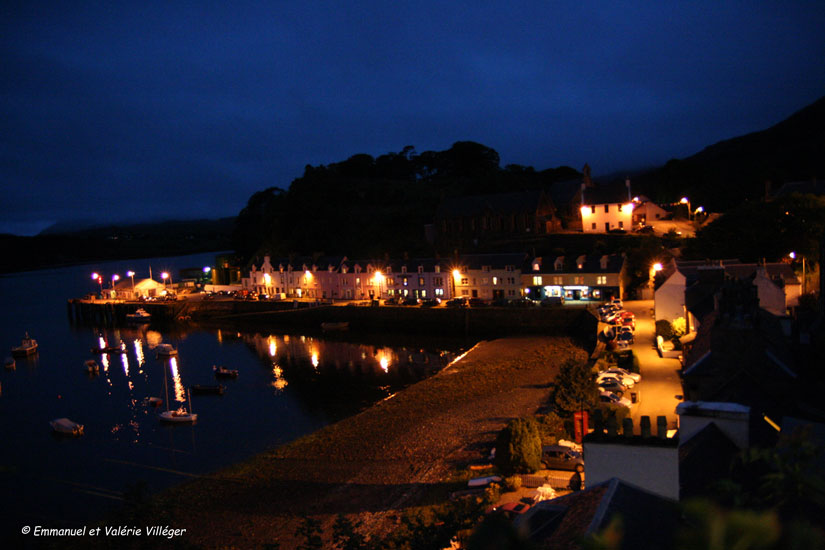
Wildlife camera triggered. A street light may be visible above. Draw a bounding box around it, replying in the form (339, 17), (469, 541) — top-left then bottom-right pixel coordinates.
(161, 272), (170, 289)
(126, 270), (136, 290)
(680, 197), (691, 220)
(790, 252), (807, 294)
(374, 271), (384, 301)
(91, 272), (103, 295)
(451, 269), (461, 299)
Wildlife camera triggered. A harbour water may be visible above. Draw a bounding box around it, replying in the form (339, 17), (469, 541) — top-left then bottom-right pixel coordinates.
(0, 252), (466, 535)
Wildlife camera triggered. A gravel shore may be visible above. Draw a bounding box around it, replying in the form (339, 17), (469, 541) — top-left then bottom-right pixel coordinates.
(160, 336), (590, 548)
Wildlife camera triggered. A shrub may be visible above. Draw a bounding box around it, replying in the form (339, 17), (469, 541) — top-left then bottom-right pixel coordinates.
(672, 317), (687, 337)
(494, 417), (542, 475)
(655, 319), (673, 339)
(551, 359), (598, 417)
(615, 350), (640, 374)
(503, 476), (522, 492)
(596, 403), (631, 429)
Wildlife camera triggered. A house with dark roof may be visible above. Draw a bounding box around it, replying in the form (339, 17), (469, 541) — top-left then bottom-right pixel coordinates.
(434, 190), (561, 247)
(579, 179), (634, 233)
(515, 477), (680, 550)
(654, 258), (800, 328)
(523, 254), (626, 302)
(451, 253), (526, 301)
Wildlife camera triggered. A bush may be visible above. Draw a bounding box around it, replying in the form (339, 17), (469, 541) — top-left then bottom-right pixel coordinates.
(494, 417), (542, 475)
(655, 319), (673, 339)
(536, 412), (567, 443)
(596, 403), (631, 429)
(503, 476), (522, 492)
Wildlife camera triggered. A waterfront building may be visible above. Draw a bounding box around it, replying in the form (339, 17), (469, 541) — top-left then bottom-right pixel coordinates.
(384, 258), (449, 300)
(451, 253), (526, 301)
(522, 254), (626, 302)
(112, 277), (167, 300)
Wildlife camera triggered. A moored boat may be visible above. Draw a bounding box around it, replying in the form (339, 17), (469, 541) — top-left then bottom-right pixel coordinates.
(155, 343), (178, 356)
(159, 408), (198, 423)
(50, 418), (84, 436)
(213, 365), (239, 378)
(84, 359), (100, 374)
(126, 308), (151, 323)
(11, 333), (38, 357)
(147, 397), (164, 407)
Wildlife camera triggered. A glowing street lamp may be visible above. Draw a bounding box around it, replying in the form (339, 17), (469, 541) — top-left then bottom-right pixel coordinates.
(374, 270), (384, 300)
(653, 263), (663, 272)
(126, 270), (136, 291)
(161, 272), (170, 288)
(91, 272), (103, 295)
(680, 197), (691, 220)
(451, 269), (461, 299)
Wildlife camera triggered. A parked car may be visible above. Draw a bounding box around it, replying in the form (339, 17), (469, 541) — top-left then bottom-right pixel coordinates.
(616, 331), (635, 347)
(540, 296), (564, 306)
(489, 501), (532, 519)
(468, 297), (488, 307)
(446, 297), (468, 308)
(599, 390), (632, 408)
(597, 371), (635, 388)
(600, 366), (641, 383)
(383, 296), (399, 305)
(541, 445), (584, 472)
(420, 298), (441, 307)
(508, 298), (535, 308)
(598, 377), (628, 395)
(621, 317), (635, 330)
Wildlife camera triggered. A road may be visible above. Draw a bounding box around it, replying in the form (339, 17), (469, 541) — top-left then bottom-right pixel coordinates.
(620, 300), (683, 432)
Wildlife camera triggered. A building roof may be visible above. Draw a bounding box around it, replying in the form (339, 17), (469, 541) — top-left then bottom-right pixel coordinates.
(679, 422), (741, 500)
(435, 190), (549, 219)
(581, 181), (631, 206)
(529, 254), (625, 275)
(516, 478), (679, 550)
(458, 252), (527, 270)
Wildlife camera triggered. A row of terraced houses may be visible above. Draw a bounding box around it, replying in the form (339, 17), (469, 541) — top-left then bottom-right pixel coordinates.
(241, 253), (627, 303)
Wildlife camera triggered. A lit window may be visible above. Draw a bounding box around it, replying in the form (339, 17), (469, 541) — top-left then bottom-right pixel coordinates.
(492, 276), (498, 285)
(597, 276), (607, 285)
(533, 276), (543, 286)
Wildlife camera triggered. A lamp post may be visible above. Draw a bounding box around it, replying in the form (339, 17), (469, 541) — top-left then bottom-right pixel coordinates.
(91, 272), (103, 296)
(790, 252), (807, 295)
(161, 272), (170, 290)
(203, 266), (211, 287)
(452, 269), (461, 299)
(127, 270), (135, 290)
(680, 197), (691, 221)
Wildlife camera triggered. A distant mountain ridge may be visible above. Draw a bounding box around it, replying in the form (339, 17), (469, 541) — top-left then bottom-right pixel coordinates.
(39, 217), (235, 236)
(634, 95), (825, 210)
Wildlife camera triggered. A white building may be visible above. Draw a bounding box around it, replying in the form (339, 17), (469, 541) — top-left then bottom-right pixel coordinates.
(580, 179), (635, 233)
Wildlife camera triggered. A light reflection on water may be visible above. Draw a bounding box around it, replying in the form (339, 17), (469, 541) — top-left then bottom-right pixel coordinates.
(0, 254), (468, 533)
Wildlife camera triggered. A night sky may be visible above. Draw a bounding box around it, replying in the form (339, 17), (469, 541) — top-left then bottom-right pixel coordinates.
(2, 2), (824, 235)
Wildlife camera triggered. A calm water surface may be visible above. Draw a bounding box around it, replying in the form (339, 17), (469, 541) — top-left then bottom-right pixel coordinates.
(0, 252), (466, 534)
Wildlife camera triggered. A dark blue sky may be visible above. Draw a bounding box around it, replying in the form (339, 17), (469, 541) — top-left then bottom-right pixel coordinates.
(2, 2), (824, 235)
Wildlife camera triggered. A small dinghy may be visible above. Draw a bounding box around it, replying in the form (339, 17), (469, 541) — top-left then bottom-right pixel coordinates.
(50, 418), (84, 436)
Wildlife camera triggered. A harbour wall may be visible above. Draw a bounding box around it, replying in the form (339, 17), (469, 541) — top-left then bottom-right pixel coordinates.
(68, 298), (598, 339)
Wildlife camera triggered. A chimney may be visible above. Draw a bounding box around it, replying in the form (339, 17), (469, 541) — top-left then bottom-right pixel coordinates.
(640, 416), (652, 438)
(657, 416), (668, 439)
(622, 417), (634, 438)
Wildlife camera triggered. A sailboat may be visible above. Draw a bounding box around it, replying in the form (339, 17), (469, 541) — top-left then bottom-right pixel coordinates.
(159, 364), (197, 424)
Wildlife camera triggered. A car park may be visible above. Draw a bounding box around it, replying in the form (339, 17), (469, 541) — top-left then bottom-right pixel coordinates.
(600, 367), (641, 383)
(597, 371), (635, 388)
(598, 377), (627, 395)
(541, 445), (584, 472)
(616, 331), (635, 347)
(599, 390), (632, 408)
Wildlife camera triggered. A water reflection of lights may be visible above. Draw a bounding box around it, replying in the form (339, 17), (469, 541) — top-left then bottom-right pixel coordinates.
(145, 330), (163, 347)
(268, 336), (277, 357)
(311, 350), (319, 369)
(134, 339), (145, 366)
(121, 351), (130, 377)
(379, 356), (389, 373)
(168, 357), (185, 402)
(271, 364), (288, 392)
(217, 329), (223, 344)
